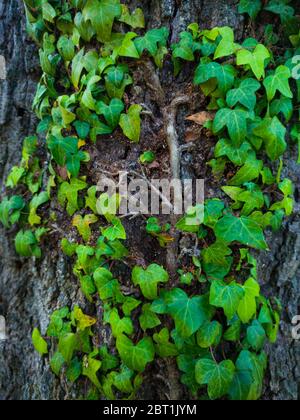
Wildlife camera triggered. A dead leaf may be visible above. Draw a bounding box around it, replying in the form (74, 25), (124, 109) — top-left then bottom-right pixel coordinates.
(186, 111), (215, 126)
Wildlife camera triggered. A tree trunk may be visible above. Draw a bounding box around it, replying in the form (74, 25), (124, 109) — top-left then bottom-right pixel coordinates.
(0, 0), (298, 400)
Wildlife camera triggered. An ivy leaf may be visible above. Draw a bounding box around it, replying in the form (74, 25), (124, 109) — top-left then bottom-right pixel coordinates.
(264, 0), (295, 23)
(215, 214), (268, 250)
(132, 264), (169, 300)
(134, 27), (169, 57)
(15, 230), (42, 258)
(119, 104), (142, 142)
(72, 214), (98, 242)
(263, 65), (293, 101)
(71, 48), (85, 89)
(238, 0), (262, 19)
(42, 2), (56, 23)
(215, 139), (252, 166)
(32, 328), (48, 355)
(85, 186), (98, 214)
(236, 44), (270, 80)
(253, 116), (287, 161)
(66, 357), (82, 383)
(162, 288), (213, 338)
(226, 78), (260, 110)
(247, 320), (266, 351)
(50, 352), (65, 376)
(139, 303), (161, 332)
(202, 240), (233, 281)
(197, 321), (223, 348)
(82, 354), (102, 390)
(108, 308), (134, 338)
(94, 267), (119, 300)
(228, 153), (263, 186)
(116, 334), (155, 372)
(270, 97), (293, 122)
(58, 333), (78, 364)
(210, 280), (244, 320)
(195, 359), (235, 400)
(194, 62), (236, 95)
(82, 0), (122, 42)
(118, 5), (145, 28)
(28, 192), (49, 226)
(153, 328), (179, 357)
(0, 196), (25, 228)
(57, 35), (75, 61)
(214, 27), (237, 59)
(58, 178), (87, 216)
(229, 350), (267, 400)
(213, 108), (248, 146)
(237, 278), (260, 323)
(6, 166), (25, 188)
(73, 306), (96, 331)
(102, 217), (126, 241)
(96, 98), (124, 129)
(74, 121), (90, 139)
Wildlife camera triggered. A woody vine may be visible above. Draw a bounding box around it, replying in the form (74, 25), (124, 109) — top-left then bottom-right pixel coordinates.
(0, 0), (299, 400)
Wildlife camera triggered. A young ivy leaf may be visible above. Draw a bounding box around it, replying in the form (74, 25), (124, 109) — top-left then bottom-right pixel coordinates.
(236, 44), (270, 80)
(196, 321), (223, 349)
(247, 320), (266, 351)
(102, 217), (126, 241)
(132, 264), (169, 300)
(58, 178), (87, 216)
(237, 278), (260, 323)
(29, 191), (49, 226)
(195, 359), (235, 400)
(215, 139), (252, 166)
(134, 27), (169, 57)
(82, 0), (122, 43)
(139, 303), (161, 332)
(116, 334), (155, 372)
(94, 267), (119, 300)
(228, 153), (263, 186)
(153, 328), (179, 357)
(119, 104), (142, 142)
(213, 108), (249, 146)
(32, 328), (48, 356)
(214, 27), (238, 59)
(263, 65), (293, 102)
(226, 78), (260, 110)
(15, 230), (42, 258)
(215, 214), (268, 250)
(82, 354), (102, 390)
(118, 5), (145, 29)
(72, 214), (98, 242)
(108, 308), (134, 338)
(238, 0), (262, 19)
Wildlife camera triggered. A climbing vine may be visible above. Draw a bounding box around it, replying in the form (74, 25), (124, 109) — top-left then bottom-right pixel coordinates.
(1, 0), (299, 400)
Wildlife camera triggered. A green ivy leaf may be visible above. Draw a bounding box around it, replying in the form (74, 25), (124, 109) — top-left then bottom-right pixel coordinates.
(238, 0), (262, 19)
(197, 321), (223, 348)
(102, 217), (126, 241)
(0, 196), (25, 228)
(264, 0), (295, 23)
(6, 166), (26, 188)
(50, 352), (65, 376)
(116, 334), (155, 372)
(94, 267), (120, 300)
(153, 328), (179, 357)
(210, 280), (244, 320)
(135, 27), (169, 56)
(263, 65), (293, 101)
(226, 78), (260, 110)
(15, 230), (42, 258)
(58, 178), (87, 216)
(237, 278), (260, 323)
(236, 44), (270, 80)
(194, 62), (236, 95)
(57, 35), (75, 61)
(215, 214), (268, 250)
(82, 0), (122, 42)
(32, 328), (48, 355)
(96, 98), (124, 129)
(139, 303), (161, 332)
(29, 191), (49, 226)
(58, 333), (78, 364)
(213, 108), (248, 146)
(132, 264), (169, 300)
(215, 139), (252, 166)
(214, 27), (238, 59)
(118, 5), (145, 28)
(247, 320), (266, 351)
(119, 104), (142, 142)
(195, 358), (235, 400)
(253, 116), (287, 161)
(108, 308), (134, 338)
(228, 153), (263, 186)
(82, 354), (102, 390)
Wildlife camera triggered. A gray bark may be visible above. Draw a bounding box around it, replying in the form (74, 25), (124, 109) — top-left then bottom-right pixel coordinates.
(0, 0), (299, 400)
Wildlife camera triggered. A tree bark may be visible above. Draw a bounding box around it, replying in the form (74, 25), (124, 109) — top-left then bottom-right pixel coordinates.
(0, 0), (298, 400)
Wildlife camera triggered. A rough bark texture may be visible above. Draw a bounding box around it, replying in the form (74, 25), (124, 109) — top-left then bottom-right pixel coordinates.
(0, 0), (299, 400)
